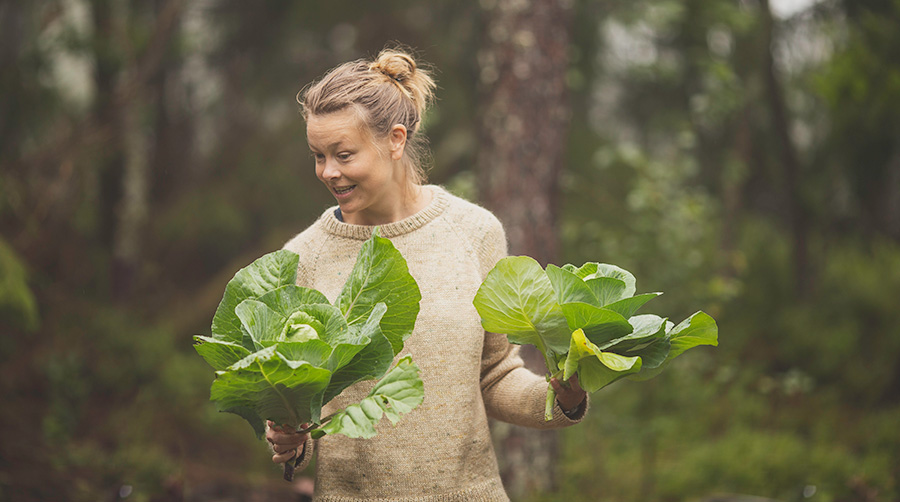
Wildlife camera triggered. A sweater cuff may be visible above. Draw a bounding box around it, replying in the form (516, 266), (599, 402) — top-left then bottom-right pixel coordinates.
(558, 395), (588, 421)
(292, 439), (314, 472)
(531, 379), (589, 428)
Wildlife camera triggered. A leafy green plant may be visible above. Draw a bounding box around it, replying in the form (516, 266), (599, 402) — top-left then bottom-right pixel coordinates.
(473, 257), (717, 420)
(194, 232), (424, 479)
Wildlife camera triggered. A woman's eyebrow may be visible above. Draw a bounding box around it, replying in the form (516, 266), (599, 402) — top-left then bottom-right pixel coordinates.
(308, 138), (348, 151)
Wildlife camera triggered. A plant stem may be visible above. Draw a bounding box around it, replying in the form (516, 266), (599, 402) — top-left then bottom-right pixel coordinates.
(283, 454), (300, 482)
(545, 385), (557, 421)
(284, 420), (329, 482)
(537, 346), (563, 421)
(540, 346), (558, 377)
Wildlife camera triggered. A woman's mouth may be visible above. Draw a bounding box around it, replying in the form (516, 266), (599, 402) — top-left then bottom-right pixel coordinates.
(333, 185), (356, 197)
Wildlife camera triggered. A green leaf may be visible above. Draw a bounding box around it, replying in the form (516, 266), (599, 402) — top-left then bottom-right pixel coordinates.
(561, 262), (598, 279)
(559, 302), (633, 348)
(667, 311), (719, 359)
(210, 345), (332, 429)
(588, 264), (637, 297)
(546, 264), (597, 305)
(473, 256), (571, 354)
(318, 356), (424, 439)
(280, 311), (324, 342)
(558, 262), (637, 306)
(275, 340), (333, 368)
(604, 314), (668, 348)
(585, 277), (628, 306)
(563, 329), (642, 392)
(604, 315), (672, 369)
(235, 299), (289, 349)
(627, 312), (717, 382)
(325, 303), (385, 370)
(234, 298), (346, 367)
(337, 232), (421, 355)
(193, 336), (252, 371)
(212, 250), (300, 344)
(322, 304), (394, 404)
(254, 285), (330, 318)
(603, 292), (662, 319)
(255, 287), (343, 347)
(621, 337), (670, 370)
(299, 303), (358, 347)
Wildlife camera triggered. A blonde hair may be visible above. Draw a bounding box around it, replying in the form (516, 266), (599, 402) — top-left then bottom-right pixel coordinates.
(299, 47), (437, 186)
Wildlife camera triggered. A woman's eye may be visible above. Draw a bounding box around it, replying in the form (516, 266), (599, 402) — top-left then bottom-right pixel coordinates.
(312, 153), (325, 163)
(337, 153), (351, 161)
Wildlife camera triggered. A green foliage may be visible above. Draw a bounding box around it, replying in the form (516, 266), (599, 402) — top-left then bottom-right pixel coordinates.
(318, 356), (424, 439)
(15, 303), (275, 501)
(0, 237), (39, 331)
(195, 232), (424, 441)
(542, 348), (900, 502)
(474, 255), (717, 419)
(474, 256), (572, 355)
(547, 2), (900, 498)
(730, 227), (900, 407)
(539, 216), (900, 501)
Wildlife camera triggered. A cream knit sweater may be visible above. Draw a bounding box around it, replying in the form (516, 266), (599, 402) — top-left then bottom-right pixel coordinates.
(282, 186), (585, 501)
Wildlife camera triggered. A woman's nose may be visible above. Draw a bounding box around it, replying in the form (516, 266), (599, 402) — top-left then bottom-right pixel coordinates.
(320, 159), (341, 179)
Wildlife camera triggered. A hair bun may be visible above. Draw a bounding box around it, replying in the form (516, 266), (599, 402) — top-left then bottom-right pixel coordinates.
(371, 50), (415, 83)
(369, 48), (436, 117)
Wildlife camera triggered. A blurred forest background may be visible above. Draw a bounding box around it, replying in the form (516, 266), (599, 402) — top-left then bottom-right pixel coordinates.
(2, 0), (899, 501)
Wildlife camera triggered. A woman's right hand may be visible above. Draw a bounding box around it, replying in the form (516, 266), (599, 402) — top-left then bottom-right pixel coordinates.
(266, 420), (310, 464)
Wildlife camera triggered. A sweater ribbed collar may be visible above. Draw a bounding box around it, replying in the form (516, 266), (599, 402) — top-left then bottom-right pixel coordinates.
(319, 185), (450, 240)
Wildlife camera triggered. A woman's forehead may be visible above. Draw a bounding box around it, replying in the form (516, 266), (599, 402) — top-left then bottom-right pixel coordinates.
(306, 110), (366, 148)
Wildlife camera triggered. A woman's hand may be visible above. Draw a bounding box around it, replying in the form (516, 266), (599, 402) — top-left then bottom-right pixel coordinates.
(550, 374), (587, 416)
(266, 421), (310, 464)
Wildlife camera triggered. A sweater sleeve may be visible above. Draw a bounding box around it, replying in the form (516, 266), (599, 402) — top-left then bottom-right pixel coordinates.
(476, 214), (587, 428)
(293, 438), (315, 472)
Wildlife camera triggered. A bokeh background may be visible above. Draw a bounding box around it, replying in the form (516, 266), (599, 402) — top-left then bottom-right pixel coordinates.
(2, 0), (899, 501)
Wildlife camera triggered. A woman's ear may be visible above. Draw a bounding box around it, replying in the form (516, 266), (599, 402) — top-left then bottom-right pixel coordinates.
(388, 124), (408, 161)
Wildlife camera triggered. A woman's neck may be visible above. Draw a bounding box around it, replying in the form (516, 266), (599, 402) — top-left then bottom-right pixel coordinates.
(343, 185), (433, 226)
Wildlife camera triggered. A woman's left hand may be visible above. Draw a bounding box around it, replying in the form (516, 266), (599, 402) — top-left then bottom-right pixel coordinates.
(266, 421), (309, 464)
(550, 373), (587, 415)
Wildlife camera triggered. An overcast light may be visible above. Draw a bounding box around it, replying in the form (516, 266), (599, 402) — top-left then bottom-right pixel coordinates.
(770, 0), (820, 18)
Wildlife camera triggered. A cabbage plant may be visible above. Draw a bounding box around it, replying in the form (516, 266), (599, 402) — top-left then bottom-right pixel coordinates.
(473, 257), (718, 420)
(194, 232), (424, 479)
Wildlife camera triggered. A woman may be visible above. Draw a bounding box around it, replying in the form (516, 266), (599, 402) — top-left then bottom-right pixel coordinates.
(266, 46), (587, 501)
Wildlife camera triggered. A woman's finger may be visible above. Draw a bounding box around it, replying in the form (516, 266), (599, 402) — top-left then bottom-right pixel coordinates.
(551, 376), (586, 412)
(272, 447), (298, 464)
(568, 373), (584, 392)
(270, 431), (309, 447)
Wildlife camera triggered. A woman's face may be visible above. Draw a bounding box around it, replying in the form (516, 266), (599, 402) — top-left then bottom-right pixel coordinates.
(306, 109), (409, 225)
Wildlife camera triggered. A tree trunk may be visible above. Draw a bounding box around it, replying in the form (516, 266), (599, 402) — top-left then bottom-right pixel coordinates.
(111, 87), (149, 297)
(477, 0), (571, 267)
(885, 143), (900, 241)
(760, 0), (812, 295)
(91, 0), (126, 255)
(476, 0), (573, 496)
(720, 106), (753, 277)
(0, 2), (26, 162)
(91, 0), (184, 298)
